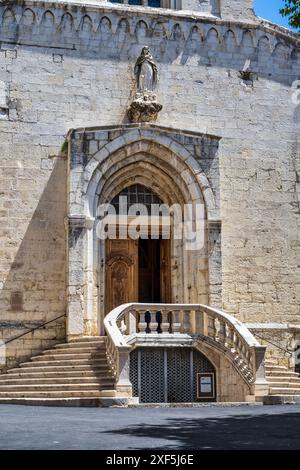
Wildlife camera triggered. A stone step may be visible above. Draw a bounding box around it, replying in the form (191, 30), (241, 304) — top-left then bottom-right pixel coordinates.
(32, 353), (107, 362)
(3, 362), (110, 375)
(267, 376), (300, 383)
(265, 365), (288, 371)
(0, 398), (104, 407)
(51, 343), (106, 354)
(265, 359), (281, 365)
(269, 387), (300, 395)
(266, 370), (299, 377)
(268, 380), (300, 393)
(0, 377), (114, 385)
(263, 395), (300, 405)
(0, 335), (116, 404)
(0, 390), (104, 398)
(20, 359), (108, 368)
(0, 382), (113, 391)
(43, 345), (106, 354)
(69, 336), (105, 343)
(55, 341), (106, 349)
(2, 368), (112, 379)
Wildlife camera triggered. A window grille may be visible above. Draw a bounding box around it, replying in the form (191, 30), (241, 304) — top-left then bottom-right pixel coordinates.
(110, 184), (164, 214)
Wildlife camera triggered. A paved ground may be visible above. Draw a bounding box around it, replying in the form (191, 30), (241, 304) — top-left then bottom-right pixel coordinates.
(0, 404), (300, 450)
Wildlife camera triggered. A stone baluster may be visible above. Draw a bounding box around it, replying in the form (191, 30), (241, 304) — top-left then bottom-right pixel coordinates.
(160, 310), (170, 333)
(137, 309), (147, 333)
(197, 308), (208, 336)
(214, 318), (220, 342)
(190, 309), (196, 334)
(225, 323), (234, 349)
(232, 331), (238, 353)
(182, 309), (192, 334)
(120, 318), (127, 334)
(106, 336), (117, 376)
(218, 320), (226, 345)
(207, 315), (215, 339)
(149, 310), (158, 334)
(172, 308), (181, 334)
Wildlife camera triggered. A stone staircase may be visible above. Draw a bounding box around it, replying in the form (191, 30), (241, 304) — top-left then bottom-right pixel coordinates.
(0, 337), (116, 406)
(264, 358), (300, 404)
(1, 339), (300, 406)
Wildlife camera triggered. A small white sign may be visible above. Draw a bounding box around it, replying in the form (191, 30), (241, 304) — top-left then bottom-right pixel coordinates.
(200, 377), (212, 393)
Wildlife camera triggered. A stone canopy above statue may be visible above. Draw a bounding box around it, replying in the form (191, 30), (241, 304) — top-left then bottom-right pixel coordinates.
(128, 47), (162, 123)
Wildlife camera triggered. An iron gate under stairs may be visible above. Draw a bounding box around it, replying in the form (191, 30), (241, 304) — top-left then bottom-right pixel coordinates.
(129, 347), (216, 403)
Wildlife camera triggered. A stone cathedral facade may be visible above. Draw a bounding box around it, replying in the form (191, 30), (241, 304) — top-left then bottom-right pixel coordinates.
(0, 0), (299, 405)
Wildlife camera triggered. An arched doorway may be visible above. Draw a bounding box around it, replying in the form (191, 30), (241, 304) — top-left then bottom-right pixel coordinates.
(66, 125), (221, 339)
(104, 184), (172, 314)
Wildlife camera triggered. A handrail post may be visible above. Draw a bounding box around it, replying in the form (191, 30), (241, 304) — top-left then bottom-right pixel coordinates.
(251, 345), (269, 397)
(115, 346), (133, 397)
(128, 309), (137, 335)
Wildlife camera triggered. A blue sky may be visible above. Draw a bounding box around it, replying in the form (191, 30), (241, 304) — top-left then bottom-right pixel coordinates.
(254, 0), (297, 30)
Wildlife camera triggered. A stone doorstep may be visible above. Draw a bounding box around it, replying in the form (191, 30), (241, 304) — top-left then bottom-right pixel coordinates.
(263, 395), (300, 405)
(128, 402), (264, 408)
(0, 398), (298, 407)
(0, 399), (278, 408)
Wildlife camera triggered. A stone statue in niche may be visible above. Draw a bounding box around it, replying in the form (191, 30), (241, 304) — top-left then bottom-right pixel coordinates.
(134, 46), (158, 92)
(128, 47), (162, 123)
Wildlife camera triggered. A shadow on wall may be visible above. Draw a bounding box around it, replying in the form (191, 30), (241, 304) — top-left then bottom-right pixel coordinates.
(0, 158), (67, 371)
(104, 412), (300, 450)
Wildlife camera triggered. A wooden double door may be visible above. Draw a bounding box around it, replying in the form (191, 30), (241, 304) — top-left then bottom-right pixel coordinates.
(105, 238), (171, 314)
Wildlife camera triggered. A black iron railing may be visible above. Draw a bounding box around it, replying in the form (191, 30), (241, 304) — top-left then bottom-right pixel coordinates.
(3, 313), (66, 345)
(254, 332), (294, 357)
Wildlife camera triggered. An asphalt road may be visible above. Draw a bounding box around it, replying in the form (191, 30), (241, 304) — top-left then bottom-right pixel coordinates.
(0, 404), (300, 450)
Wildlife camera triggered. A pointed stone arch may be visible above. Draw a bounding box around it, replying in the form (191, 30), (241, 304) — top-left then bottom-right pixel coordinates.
(84, 130), (218, 222)
(67, 125), (222, 338)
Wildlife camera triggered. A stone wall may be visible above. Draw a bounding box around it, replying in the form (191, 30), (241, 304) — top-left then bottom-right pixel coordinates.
(221, 0), (254, 20)
(0, 1), (299, 366)
(195, 342), (252, 402)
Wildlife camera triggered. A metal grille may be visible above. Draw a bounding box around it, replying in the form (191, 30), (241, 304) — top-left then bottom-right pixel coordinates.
(129, 348), (139, 399)
(130, 347), (215, 403)
(130, 348), (165, 403)
(167, 349), (192, 402)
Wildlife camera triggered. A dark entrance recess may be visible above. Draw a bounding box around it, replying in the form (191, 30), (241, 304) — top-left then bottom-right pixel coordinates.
(130, 347), (216, 403)
(138, 238), (171, 332)
(138, 238), (162, 332)
(138, 238), (161, 303)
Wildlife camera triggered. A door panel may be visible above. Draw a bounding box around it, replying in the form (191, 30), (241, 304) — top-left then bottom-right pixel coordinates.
(105, 237), (171, 314)
(105, 239), (138, 314)
(138, 239), (160, 303)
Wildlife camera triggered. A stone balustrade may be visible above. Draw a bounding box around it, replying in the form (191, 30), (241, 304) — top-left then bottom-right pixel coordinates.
(104, 303), (267, 398)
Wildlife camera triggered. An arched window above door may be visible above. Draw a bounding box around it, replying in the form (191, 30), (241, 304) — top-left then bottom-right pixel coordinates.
(110, 184), (164, 214)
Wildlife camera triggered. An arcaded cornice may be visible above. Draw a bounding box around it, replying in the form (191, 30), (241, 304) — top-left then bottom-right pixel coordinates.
(1, 0), (299, 45)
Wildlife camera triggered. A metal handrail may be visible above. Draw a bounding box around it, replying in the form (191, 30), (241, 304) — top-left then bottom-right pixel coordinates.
(4, 313), (66, 345)
(254, 332), (294, 357)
